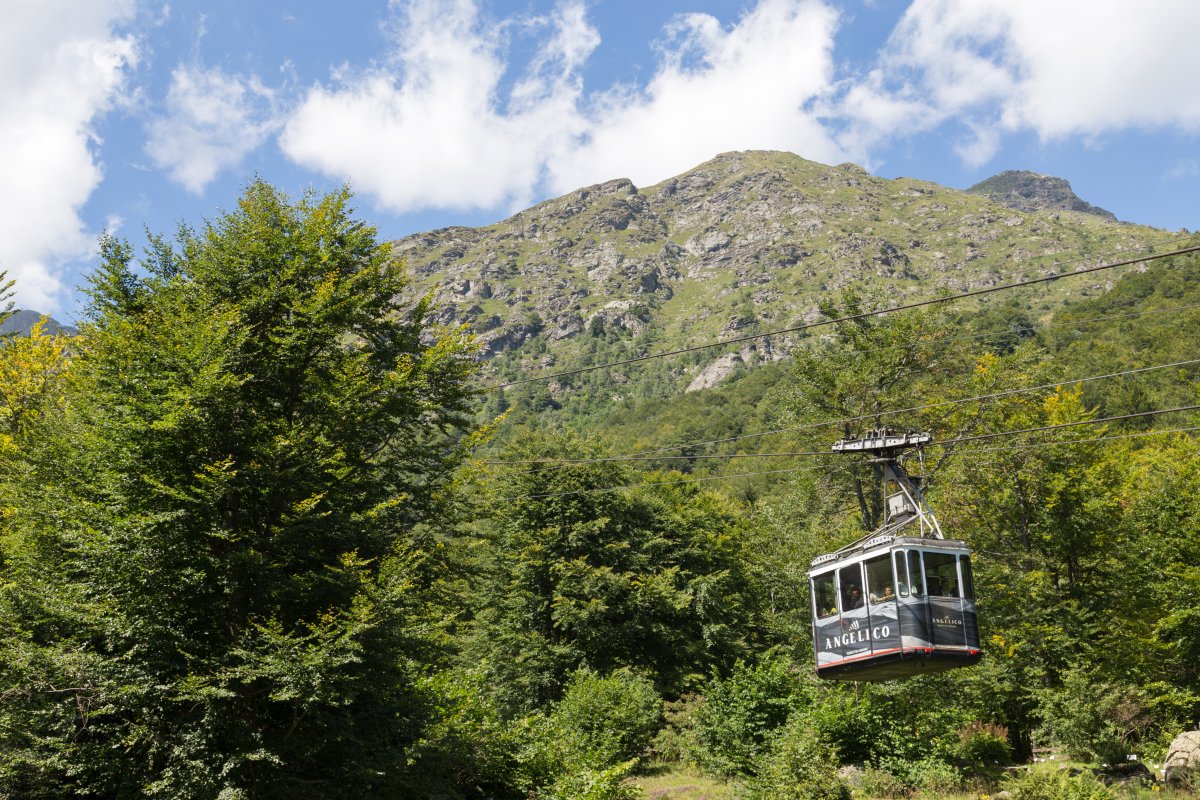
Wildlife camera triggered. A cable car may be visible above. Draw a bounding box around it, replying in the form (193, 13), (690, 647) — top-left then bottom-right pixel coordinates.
(809, 430), (982, 681)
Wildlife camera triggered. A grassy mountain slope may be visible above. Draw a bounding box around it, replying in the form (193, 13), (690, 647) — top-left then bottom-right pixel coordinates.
(392, 150), (1185, 431)
(586, 250), (1200, 462)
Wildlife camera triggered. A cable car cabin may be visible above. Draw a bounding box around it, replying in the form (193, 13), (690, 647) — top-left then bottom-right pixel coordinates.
(808, 430), (981, 681)
(809, 534), (981, 681)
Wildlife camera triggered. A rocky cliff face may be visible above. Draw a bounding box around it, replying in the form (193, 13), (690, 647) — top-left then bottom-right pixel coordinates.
(393, 151), (1169, 390)
(966, 170), (1118, 221)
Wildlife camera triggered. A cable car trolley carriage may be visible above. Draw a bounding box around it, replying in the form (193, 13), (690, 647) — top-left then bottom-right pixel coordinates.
(809, 430), (982, 681)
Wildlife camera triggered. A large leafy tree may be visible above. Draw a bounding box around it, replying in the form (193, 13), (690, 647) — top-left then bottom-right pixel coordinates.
(0, 182), (479, 798)
(468, 433), (759, 714)
(777, 290), (968, 532)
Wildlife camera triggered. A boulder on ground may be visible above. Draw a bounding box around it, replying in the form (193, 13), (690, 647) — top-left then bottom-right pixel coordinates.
(1164, 730), (1200, 788)
(1092, 761), (1154, 788)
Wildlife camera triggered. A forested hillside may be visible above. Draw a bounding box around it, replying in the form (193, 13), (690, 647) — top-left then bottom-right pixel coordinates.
(0, 173), (1197, 799)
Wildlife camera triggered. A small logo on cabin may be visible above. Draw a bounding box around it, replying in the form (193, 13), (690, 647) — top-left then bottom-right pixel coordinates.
(847, 620), (861, 630)
(932, 616), (963, 626)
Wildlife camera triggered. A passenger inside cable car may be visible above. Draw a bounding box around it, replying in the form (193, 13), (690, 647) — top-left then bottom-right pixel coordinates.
(810, 541), (982, 681)
(809, 429), (982, 681)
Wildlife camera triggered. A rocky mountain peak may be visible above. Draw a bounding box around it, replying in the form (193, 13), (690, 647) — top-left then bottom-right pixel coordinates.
(394, 150), (1170, 392)
(966, 170), (1118, 221)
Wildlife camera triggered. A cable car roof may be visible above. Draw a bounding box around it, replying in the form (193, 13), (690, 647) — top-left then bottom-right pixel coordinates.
(809, 534), (972, 569)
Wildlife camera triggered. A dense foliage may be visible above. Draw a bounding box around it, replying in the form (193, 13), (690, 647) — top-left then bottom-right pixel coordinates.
(0, 184), (479, 797)
(0, 184), (1198, 798)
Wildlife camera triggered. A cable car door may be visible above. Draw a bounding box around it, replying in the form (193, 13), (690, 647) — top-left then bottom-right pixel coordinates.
(924, 551), (968, 647)
(895, 549), (931, 649)
(837, 563), (870, 660)
(863, 554), (901, 656)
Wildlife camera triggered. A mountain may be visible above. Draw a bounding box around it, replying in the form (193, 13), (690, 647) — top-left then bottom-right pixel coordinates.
(393, 151), (1173, 405)
(965, 169), (1118, 221)
(0, 309), (76, 337)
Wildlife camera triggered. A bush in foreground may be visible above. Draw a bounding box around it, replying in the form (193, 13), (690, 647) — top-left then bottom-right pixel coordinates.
(545, 668), (663, 769)
(745, 716), (849, 800)
(1003, 767), (1115, 800)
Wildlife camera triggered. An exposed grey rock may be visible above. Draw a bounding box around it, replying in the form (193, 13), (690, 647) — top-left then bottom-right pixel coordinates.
(966, 170), (1118, 221)
(686, 353), (742, 392)
(1094, 761), (1155, 788)
(1164, 730), (1200, 788)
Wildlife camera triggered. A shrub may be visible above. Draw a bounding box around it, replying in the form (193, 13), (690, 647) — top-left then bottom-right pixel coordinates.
(1036, 671), (1152, 764)
(407, 669), (525, 798)
(957, 721), (1013, 772)
(546, 668), (663, 770)
(744, 717), (850, 800)
(801, 675), (973, 768)
(691, 657), (805, 778)
(648, 694), (702, 764)
(857, 766), (908, 798)
(901, 758), (963, 796)
(538, 760), (642, 800)
(1003, 768), (1115, 800)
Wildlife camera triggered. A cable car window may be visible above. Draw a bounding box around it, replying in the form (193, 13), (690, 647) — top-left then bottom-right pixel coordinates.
(839, 564), (865, 610)
(960, 555), (975, 600)
(813, 573), (838, 618)
(865, 555), (895, 604)
(925, 552), (959, 597)
(894, 551), (909, 598)
(907, 550), (925, 597)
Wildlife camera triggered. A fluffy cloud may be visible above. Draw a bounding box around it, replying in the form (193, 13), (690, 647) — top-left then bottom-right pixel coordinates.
(0, 0), (136, 311)
(281, 0), (844, 211)
(280, 0), (596, 212)
(551, 0), (843, 192)
(145, 65), (278, 194)
(282, 0), (1200, 214)
(848, 0), (1200, 164)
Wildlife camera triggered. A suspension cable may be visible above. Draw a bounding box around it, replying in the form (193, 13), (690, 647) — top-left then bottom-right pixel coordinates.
(496, 425), (1200, 502)
(484, 396), (1200, 465)
(486, 243), (1200, 390)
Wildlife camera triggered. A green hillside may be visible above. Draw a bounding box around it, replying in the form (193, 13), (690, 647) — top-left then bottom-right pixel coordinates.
(0, 175), (1197, 799)
(394, 151), (1185, 437)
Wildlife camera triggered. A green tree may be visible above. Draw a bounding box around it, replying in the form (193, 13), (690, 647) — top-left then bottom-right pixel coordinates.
(468, 433), (759, 713)
(0, 317), (70, 460)
(777, 290), (967, 531)
(0, 182), (479, 798)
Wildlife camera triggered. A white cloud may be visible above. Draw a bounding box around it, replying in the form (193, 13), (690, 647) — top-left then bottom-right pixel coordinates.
(145, 65), (278, 193)
(280, 0), (1200, 215)
(281, 0), (595, 213)
(1165, 159), (1200, 180)
(281, 0), (845, 211)
(552, 0), (844, 192)
(0, 0), (136, 312)
(844, 0), (1200, 159)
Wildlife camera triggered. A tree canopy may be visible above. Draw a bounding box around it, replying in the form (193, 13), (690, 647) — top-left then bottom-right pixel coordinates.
(0, 181), (478, 798)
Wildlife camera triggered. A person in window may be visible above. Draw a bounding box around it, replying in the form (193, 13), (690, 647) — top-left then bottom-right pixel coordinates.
(846, 584), (864, 609)
(871, 585), (895, 603)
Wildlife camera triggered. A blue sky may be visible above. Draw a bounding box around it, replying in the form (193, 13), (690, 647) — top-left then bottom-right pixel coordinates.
(5, 0), (1200, 316)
